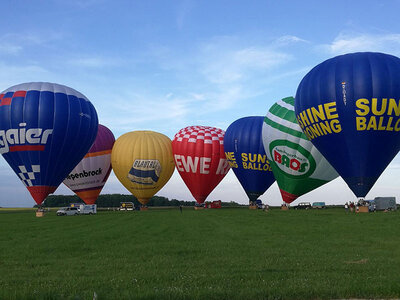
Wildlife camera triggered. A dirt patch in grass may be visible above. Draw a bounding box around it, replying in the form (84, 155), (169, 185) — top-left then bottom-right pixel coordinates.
(344, 258), (368, 264)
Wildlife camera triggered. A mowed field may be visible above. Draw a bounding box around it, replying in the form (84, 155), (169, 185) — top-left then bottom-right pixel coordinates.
(1, 207), (400, 299)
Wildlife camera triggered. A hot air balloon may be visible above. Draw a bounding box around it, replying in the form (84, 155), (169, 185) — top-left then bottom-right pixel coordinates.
(63, 124), (115, 204)
(111, 131), (175, 207)
(172, 126), (230, 207)
(224, 116), (275, 205)
(0, 82), (98, 206)
(262, 97), (338, 204)
(295, 52), (400, 199)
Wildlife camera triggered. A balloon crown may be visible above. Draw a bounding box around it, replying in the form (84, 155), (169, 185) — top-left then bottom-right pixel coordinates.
(174, 126), (225, 145)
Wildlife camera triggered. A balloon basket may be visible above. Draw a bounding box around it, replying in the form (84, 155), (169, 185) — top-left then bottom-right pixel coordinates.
(249, 205), (257, 210)
(281, 205), (289, 211)
(140, 207), (149, 211)
(36, 211), (45, 217)
(194, 206), (204, 210)
(357, 206), (369, 213)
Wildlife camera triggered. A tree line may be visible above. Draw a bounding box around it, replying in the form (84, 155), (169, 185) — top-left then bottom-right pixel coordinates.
(40, 194), (242, 208)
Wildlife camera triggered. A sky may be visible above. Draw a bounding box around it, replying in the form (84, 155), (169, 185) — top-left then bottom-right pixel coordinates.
(1, 0), (400, 207)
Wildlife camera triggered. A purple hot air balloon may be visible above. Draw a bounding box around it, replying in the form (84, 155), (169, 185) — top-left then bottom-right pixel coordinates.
(63, 124), (115, 204)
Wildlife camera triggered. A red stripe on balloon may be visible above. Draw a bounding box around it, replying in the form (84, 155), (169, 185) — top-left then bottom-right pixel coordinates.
(84, 149), (111, 158)
(0, 97), (12, 106)
(279, 189), (298, 204)
(10, 145), (45, 152)
(13, 90), (27, 98)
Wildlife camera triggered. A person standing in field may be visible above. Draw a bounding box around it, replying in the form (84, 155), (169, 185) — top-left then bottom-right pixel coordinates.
(179, 205), (183, 213)
(344, 202), (348, 212)
(350, 201), (355, 212)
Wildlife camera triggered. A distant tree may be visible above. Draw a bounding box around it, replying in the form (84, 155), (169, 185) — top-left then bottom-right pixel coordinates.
(42, 195), (83, 207)
(36, 194), (243, 208)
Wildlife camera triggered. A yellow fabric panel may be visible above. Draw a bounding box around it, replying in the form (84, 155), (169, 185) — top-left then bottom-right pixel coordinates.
(111, 131), (175, 205)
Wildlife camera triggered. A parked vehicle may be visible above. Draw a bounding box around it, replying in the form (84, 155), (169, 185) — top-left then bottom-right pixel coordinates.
(120, 202), (134, 211)
(312, 202), (326, 209)
(57, 207), (79, 216)
(294, 202), (312, 210)
(365, 197), (396, 211)
(205, 200), (222, 209)
(79, 204), (97, 215)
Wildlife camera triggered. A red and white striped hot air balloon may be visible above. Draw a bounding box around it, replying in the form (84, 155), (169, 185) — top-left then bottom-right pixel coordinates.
(172, 126), (230, 206)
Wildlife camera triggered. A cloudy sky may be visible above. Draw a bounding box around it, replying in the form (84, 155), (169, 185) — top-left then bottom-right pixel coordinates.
(1, 0), (400, 207)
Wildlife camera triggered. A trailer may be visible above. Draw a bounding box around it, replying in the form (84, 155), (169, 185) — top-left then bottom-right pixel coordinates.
(119, 202), (134, 211)
(205, 200), (222, 209)
(312, 202), (326, 209)
(79, 204), (97, 215)
(371, 197), (397, 211)
(211, 200), (222, 209)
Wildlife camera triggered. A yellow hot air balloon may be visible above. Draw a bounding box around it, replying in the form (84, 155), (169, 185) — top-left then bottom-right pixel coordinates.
(111, 131), (175, 206)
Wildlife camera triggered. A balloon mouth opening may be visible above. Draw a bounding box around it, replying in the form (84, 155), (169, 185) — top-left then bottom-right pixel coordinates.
(27, 186), (57, 205)
(138, 198), (150, 206)
(75, 189), (102, 205)
(279, 189), (298, 204)
(194, 195), (208, 205)
(83, 198), (97, 205)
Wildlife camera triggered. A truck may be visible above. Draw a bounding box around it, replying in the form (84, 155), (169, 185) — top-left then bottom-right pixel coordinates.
(205, 200), (222, 209)
(366, 197), (397, 211)
(78, 204), (97, 215)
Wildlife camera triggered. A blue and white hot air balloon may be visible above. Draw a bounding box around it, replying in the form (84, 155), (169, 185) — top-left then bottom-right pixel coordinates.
(0, 82), (98, 205)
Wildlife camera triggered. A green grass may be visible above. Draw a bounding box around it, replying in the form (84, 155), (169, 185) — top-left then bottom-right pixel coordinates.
(1, 207), (400, 299)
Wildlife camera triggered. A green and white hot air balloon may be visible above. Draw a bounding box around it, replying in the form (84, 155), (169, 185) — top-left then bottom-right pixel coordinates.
(262, 97), (338, 204)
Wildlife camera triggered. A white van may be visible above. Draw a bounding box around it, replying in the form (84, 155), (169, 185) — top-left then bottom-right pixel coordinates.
(57, 207), (79, 216)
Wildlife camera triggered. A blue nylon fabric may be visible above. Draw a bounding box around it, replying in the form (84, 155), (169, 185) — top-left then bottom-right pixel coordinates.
(0, 84), (98, 190)
(295, 52), (400, 197)
(128, 167), (160, 184)
(224, 116), (275, 201)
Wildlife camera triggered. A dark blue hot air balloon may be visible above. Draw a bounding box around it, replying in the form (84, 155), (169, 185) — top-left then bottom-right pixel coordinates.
(224, 116), (275, 203)
(0, 82), (98, 205)
(295, 52), (400, 198)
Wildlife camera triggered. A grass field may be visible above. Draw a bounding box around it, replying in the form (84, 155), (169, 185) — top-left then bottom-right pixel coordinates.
(1, 207), (400, 299)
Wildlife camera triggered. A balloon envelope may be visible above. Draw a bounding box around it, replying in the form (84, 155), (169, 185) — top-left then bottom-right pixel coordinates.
(111, 131), (175, 205)
(224, 116), (275, 202)
(263, 97), (338, 203)
(295, 52), (400, 198)
(172, 126), (230, 204)
(0, 82), (98, 205)
(63, 124), (115, 204)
